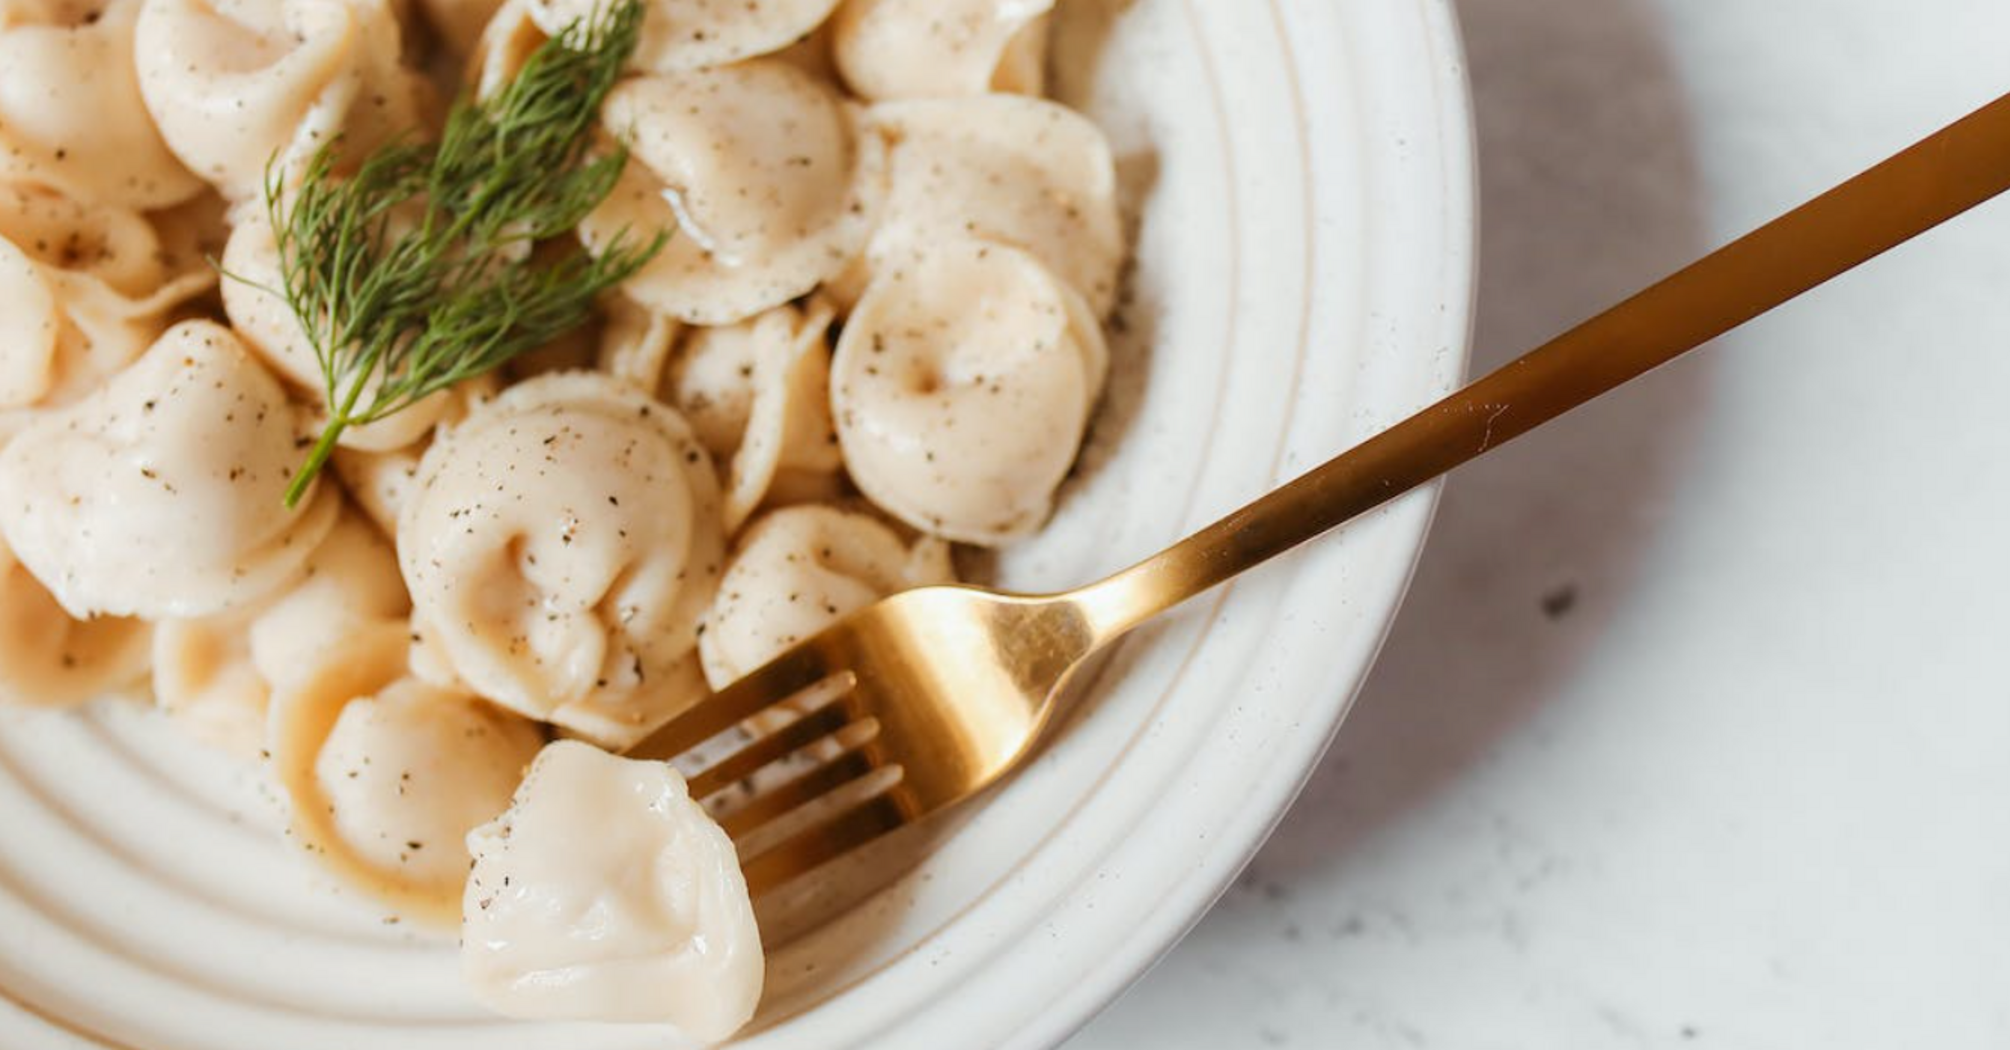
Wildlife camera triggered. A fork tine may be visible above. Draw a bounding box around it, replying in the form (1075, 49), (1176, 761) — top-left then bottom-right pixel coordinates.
(719, 738), (882, 840)
(686, 702), (853, 800)
(740, 792), (910, 897)
(626, 649), (845, 760)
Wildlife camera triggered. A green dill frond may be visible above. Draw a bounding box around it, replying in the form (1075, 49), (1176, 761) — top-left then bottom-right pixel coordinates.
(257, 0), (664, 508)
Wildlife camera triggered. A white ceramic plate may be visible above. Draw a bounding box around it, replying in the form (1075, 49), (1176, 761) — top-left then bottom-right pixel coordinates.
(0, 1), (1474, 1047)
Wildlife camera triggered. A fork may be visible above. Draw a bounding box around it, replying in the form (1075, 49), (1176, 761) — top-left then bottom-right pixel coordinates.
(629, 90), (2010, 895)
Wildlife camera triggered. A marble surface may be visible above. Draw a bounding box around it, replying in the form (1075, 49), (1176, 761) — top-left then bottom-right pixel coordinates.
(1069, 0), (2010, 1047)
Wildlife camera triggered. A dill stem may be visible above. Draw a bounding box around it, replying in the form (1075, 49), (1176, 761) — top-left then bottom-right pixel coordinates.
(283, 424), (343, 510)
(283, 365), (371, 509)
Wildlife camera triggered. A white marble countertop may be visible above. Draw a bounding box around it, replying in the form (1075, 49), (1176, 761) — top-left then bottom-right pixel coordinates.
(1069, 0), (2010, 1046)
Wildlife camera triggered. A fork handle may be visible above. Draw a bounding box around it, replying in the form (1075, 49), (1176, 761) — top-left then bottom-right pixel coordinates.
(1072, 90), (2010, 639)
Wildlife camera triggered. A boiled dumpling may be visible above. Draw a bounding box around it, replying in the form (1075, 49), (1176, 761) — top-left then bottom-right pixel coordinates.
(832, 241), (1106, 545)
(658, 299), (844, 530)
(134, 0), (430, 200)
(0, 0), (205, 208)
(0, 534), (151, 709)
(0, 320), (342, 619)
(526, 0), (839, 74)
(399, 372), (724, 748)
(153, 507), (408, 757)
(270, 626), (545, 925)
(593, 291), (682, 389)
(836, 95), (1123, 317)
(831, 0), (1052, 101)
(0, 184), (216, 418)
(581, 60), (883, 325)
(463, 739), (762, 1039)
(701, 504), (951, 688)
(332, 443), (428, 540)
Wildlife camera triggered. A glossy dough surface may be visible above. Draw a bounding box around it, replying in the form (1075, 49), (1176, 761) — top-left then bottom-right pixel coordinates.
(528, 0), (839, 73)
(0, 320), (340, 619)
(463, 740), (764, 1039)
(0, 0), (204, 208)
(842, 95), (1123, 316)
(831, 0), (1052, 101)
(271, 626), (546, 925)
(133, 0), (429, 200)
(701, 503), (950, 688)
(399, 372), (725, 748)
(582, 60), (882, 325)
(833, 241), (1108, 544)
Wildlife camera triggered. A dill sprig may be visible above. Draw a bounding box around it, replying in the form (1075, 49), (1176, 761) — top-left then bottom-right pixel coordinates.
(262, 0), (665, 507)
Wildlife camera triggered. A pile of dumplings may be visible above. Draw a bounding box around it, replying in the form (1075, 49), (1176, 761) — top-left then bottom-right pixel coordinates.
(0, 0), (1123, 1037)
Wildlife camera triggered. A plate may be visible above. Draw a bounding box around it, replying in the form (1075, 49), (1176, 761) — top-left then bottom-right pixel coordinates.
(0, 1), (1475, 1047)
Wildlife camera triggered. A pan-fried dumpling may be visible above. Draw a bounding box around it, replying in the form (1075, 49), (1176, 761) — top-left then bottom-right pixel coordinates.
(526, 0), (839, 73)
(580, 60), (883, 325)
(835, 95), (1123, 317)
(399, 372), (724, 748)
(830, 0), (1051, 101)
(0, 0), (205, 208)
(463, 740), (762, 1039)
(832, 241), (1106, 545)
(153, 507), (408, 757)
(270, 626), (544, 925)
(134, 0), (430, 200)
(0, 320), (342, 619)
(700, 504), (950, 689)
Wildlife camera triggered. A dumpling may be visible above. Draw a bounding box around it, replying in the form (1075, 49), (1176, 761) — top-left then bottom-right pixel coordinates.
(0, 320), (343, 619)
(831, 0), (1052, 101)
(526, 0), (839, 73)
(836, 95), (1123, 317)
(595, 296), (841, 529)
(463, 740), (762, 1039)
(325, 376), (497, 541)
(0, 0), (205, 209)
(665, 299), (843, 531)
(0, 184), (217, 417)
(701, 504), (950, 689)
(153, 507), (408, 757)
(399, 372), (725, 748)
(832, 240), (1106, 545)
(0, 181), (205, 300)
(0, 534), (151, 709)
(593, 291), (682, 390)
(580, 60), (884, 325)
(134, 0), (430, 200)
(332, 443), (426, 540)
(270, 626), (545, 925)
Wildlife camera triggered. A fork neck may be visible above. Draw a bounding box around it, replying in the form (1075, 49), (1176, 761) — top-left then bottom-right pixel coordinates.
(1064, 427), (1441, 644)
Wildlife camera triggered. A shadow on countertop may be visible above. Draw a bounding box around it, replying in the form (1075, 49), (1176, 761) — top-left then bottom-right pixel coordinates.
(1240, 0), (1714, 888)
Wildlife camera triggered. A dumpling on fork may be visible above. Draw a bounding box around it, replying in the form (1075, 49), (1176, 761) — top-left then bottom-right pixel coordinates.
(463, 739), (764, 1041)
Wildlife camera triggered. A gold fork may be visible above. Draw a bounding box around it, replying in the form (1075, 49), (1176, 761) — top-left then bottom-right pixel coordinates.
(630, 90), (2010, 895)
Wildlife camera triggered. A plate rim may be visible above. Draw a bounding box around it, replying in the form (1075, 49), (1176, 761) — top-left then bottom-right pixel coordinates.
(1020, 0), (1480, 1044)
